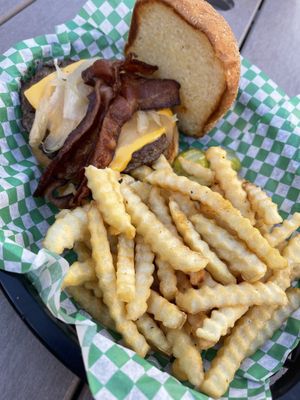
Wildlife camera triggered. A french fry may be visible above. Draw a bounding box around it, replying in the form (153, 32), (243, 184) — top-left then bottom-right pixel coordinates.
(176, 282), (287, 313)
(149, 187), (179, 237)
(120, 182), (208, 273)
(152, 154), (173, 171)
(172, 359), (188, 381)
(74, 241), (91, 261)
(84, 281), (102, 298)
(202, 271), (218, 287)
(171, 192), (198, 217)
(146, 169), (287, 270)
(243, 181), (283, 225)
(67, 286), (115, 330)
(130, 181), (152, 203)
(136, 313), (171, 355)
(206, 147), (255, 223)
(191, 213), (267, 282)
(255, 219), (272, 236)
(116, 234), (135, 303)
(189, 271), (205, 286)
(178, 156), (215, 186)
(176, 271), (192, 292)
(211, 184), (224, 196)
(147, 290), (186, 329)
(156, 257), (178, 300)
(200, 305), (275, 398)
(85, 166), (135, 239)
(264, 213), (300, 247)
(167, 328), (204, 387)
(283, 235), (300, 281)
(196, 305), (248, 343)
(43, 205), (89, 254)
(126, 235), (155, 320)
(187, 313), (207, 333)
(88, 203), (149, 357)
(62, 259), (96, 289)
(246, 288), (300, 357)
(130, 165), (153, 180)
(169, 199), (236, 284)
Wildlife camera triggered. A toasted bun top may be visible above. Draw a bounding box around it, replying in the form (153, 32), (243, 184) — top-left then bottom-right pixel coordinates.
(126, 0), (240, 137)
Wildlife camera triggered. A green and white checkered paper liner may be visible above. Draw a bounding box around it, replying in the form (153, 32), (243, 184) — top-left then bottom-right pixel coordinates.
(0, 1), (300, 399)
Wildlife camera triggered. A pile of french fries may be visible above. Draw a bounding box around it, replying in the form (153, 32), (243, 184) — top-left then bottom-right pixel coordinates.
(43, 146), (300, 398)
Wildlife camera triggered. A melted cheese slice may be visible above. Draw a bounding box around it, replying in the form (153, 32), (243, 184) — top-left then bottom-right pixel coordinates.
(110, 109), (175, 172)
(24, 60), (85, 109)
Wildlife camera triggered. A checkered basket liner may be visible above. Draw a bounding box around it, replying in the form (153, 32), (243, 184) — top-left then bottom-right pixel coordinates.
(0, 1), (299, 399)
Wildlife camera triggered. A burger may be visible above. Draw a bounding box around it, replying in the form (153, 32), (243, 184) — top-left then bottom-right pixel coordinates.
(20, 0), (240, 209)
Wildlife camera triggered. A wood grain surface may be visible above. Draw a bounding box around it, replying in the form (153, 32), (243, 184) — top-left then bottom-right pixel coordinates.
(219, 0), (263, 46)
(0, 290), (80, 400)
(242, 0), (300, 97)
(0, 0), (84, 54)
(1, 1), (300, 399)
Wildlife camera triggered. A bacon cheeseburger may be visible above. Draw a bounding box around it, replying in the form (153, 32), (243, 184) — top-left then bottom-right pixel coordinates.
(21, 0), (240, 208)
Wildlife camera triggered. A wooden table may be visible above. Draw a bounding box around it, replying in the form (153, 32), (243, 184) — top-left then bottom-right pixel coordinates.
(0, 1), (299, 399)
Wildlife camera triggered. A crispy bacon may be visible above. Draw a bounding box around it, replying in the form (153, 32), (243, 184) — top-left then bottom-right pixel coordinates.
(34, 56), (181, 208)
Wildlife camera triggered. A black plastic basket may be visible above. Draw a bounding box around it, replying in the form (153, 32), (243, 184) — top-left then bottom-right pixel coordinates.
(1, 269), (300, 399)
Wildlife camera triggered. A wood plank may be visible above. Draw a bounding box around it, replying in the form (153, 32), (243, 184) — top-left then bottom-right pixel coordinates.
(242, 0), (300, 97)
(218, 0), (263, 46)
(78, 384), (94, 400)
(0, 0), (36, 26)
(0, 0), (85, 54)
(0, 290), (80, 400)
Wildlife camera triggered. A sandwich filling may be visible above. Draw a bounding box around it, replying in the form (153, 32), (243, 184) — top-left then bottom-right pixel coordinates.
(21, 55), (180, 208)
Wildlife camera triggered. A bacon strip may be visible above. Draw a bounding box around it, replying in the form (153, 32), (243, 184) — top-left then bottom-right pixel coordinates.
(34, 56), (180, 208)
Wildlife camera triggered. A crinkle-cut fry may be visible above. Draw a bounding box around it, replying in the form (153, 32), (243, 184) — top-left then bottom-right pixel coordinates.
(116, 234), (135, 303)
(62, 259), (96, 289)
(130, 181), (152, 203)
(176, 281), (287, 313)
(283, 235), (300, 281)
(167, 328), (204, 387)
(171, 192), (198, 217)
(67, 286), (115, 330)
(189, 271), (205, 286)
(121, 183), (208, 273)
(147, 290), (186, 329)
(211, 184), (224, 196)
(85, 166), (135, 239)
(169, 199), (236, 284)
(269, 265), (291, 291)
(176, 271), (192, 292)
(202, 271), (218, 287)
(156, 257), (177, 300)
(200, 305), (275, 398)
(146, 169), (287, 270)
(84, 281), (102, 298)
(246, 288), (300, 357)
(191, 214), (267, 282)
(126, 235), (155, 320)
(178, 157), (215, 186)
(152, 154), (173, 171)
(43, 205), (89, 254)
(136, 313), (171, 355)
(172, 359), (188, 381)
(255, 219), (272, 236)
(196, 305), (248, 343)
(187, 313), (207, 332)
(149, 187), (180, 238)
(264, 213), (300, 247)
(243, 181), (283, 225)
(74, 241), (91, 261)
(130, 165), (153, 180)
(88, 203), (149, 357)
(206, 147), (255, 223)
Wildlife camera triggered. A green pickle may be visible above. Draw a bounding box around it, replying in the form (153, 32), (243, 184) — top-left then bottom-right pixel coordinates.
(225, 148), (241, 172)
(173, 147), (241, 175)
(173, 148), (208, 176)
